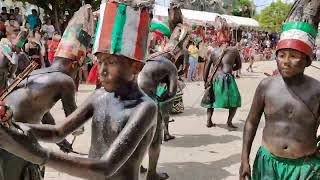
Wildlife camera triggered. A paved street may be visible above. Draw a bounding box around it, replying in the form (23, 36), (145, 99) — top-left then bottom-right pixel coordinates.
(43, 61), (320, 180)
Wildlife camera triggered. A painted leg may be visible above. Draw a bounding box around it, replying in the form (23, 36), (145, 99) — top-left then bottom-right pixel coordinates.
(163, 115), (175, 142)
(147, 139), (169, 180)
(227, 107), (238, 129)
(146, 112), (169, 180)
(206, 108), (215, 128)
(161, 102), (175, 141)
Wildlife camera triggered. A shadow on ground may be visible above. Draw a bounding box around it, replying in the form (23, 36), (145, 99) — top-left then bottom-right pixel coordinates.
(158, 153), (241, 180)
(164, 134), (241, 148)
(238, 74), (261, 79)
(213, 121), (245, 132)
(171, 107), (206, 117)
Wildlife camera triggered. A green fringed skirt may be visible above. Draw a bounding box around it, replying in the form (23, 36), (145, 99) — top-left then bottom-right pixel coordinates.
(201, 72), (241, 109)
(253, 146), (320, 180)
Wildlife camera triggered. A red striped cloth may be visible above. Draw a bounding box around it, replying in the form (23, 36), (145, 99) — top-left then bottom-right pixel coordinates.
(93, 1), (152, 62)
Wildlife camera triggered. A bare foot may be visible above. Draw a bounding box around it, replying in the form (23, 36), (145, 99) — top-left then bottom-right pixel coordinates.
(206, 121), (215, 128)
(146, 172), (169, 180)
(227, 123), (238, 129)
(158, 172), (169, 180)
(164, 134), (175, 142)
(140, 165), (148, 173)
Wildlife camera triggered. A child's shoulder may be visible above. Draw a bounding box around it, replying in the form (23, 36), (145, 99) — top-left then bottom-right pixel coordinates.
(258, 75), (280, 88)
(304, 75), (320, 91)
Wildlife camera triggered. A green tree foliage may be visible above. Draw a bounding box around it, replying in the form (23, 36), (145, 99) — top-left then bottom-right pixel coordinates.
(15, 0), (101, 33)
(232, 0), (255, 18)
(18, 0), (100, 14)
(258, 0), (293, 32)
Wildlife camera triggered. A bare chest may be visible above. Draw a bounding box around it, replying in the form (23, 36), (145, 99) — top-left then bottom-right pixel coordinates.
(264, 84), (320, 125)
(89, 95), (141, 158)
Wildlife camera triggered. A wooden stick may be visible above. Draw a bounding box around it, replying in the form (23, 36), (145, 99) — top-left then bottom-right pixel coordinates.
(0, 61), (38, 101)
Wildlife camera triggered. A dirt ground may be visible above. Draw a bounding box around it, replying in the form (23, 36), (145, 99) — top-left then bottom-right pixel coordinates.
(43, 61), (320, 180)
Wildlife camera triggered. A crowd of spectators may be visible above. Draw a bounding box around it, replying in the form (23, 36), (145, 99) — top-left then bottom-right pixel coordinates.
(183, 25), (279, 81)
(0, 6), (93, 85)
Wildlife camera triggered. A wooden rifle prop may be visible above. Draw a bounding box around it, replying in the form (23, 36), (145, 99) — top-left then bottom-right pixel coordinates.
(0, 61), (38, 101)
(0, 61), (38, 131)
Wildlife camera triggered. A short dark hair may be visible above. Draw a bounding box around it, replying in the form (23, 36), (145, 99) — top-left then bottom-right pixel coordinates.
(2, 7), (7, 11)
(32, 9), (37, 13)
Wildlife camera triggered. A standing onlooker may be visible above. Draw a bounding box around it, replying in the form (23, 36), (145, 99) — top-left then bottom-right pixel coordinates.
(9, 9), (14, 16)
(1, 7), (9, 22)
(246, 46), (256, 72)
(14, 7), (23, 26)
(26, 9), (41, 30)
(197, 41), (207, 81)
(24, 31), (44, 68)
(5, 15), (20, 38)
(47, 32), (60, 63)
(0, 18), (6, 39)
(42, 18), (55, 39)
(34, 30), (46, 67)
(188, 41), (199, 81)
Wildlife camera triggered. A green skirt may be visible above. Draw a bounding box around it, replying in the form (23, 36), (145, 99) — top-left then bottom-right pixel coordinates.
(156, 85), (184, 113)
(201, 73), (241, 109)
(253, 146), (320, 180)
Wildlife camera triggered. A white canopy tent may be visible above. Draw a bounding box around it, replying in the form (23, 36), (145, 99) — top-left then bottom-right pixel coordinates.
(153, 5), (217, 25)
(153, 5), (259, 28)
(222, 15), (259, 28)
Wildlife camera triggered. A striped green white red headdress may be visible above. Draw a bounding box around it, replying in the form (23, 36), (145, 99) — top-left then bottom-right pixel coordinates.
(276, 0), (320, 58)
(93, 0), (153, 62)
(277, 21), (317, 57)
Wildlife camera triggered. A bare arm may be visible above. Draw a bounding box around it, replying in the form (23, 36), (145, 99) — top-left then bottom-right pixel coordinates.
(6, 101), (157, 179)
(61, 81), (77, 117)
(233, 51), (242, 71)
(39, 81), (76, 126)
(203, 53), (214, 84)
(23, 93), (94, 143)
(241, 80), (266, 163)
(45, 101), (157, 179)
(8, 54), (18, 78)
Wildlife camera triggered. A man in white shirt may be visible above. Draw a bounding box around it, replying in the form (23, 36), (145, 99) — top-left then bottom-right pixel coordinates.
(42, 18), (55, 39)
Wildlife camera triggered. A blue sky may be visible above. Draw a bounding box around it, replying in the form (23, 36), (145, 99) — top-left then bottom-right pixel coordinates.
(255, 0), (274, 13)
(255, 0), (294, 13)
(155, 0), (295, 14)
